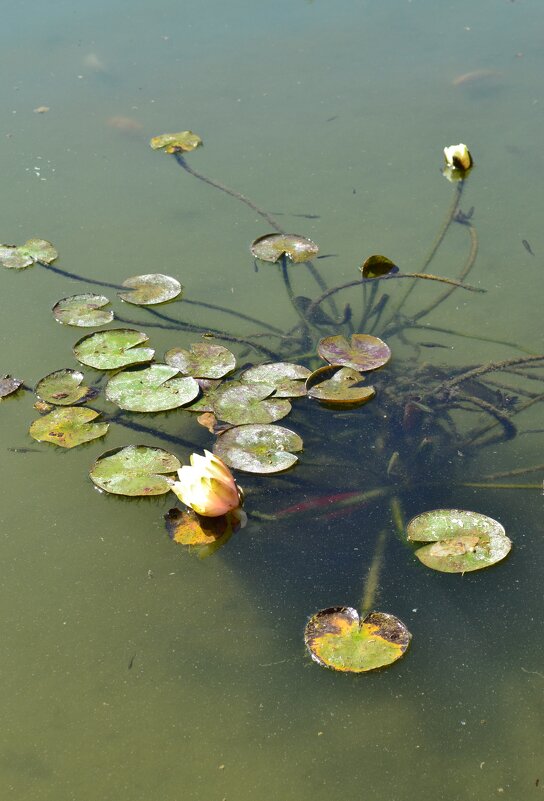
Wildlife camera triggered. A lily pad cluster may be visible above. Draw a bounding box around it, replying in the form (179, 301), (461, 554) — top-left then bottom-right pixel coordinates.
(0, 239), (57, 270)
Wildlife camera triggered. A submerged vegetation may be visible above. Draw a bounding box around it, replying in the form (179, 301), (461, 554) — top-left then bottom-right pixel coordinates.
(2, 134), (543, 673)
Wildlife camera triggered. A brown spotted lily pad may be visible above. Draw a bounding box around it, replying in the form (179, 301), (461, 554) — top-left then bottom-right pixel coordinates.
(29, 407), (109, 448)
(214, 423), (303, 474)
(105, 364), (199, 412)
(407, 508), (512, 573)
(165, 507), (242, 555)
(117, 274), (182, 306)
(360, 254), (399, 279)
(90, 445), (181, 496)
(213, 383), (291, 425)
(0, 375), (23, 398)
(0, 239), (57, 270)
(306, 365), (375, 406)
(150, 131), (202, 153)
(35, 369), (95, 406)
(52, 294), (114, 327)
(240, 362), (310, 398)
(317, 334), (391, 372)
(251, 233), (319, 263)
(305, 607), (411, 673)
(165, 342), (236, 379)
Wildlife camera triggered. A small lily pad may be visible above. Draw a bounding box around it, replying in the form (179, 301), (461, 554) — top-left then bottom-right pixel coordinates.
(407, 508), (512, 573)
(29, 407), (109, 448)
(318, 334), (391, 372)
(53, 294), (114, 327)
(35, 369), (95, 406)
(360, 254), (399, 279)
(90, 445), (181, 496)
(165, 342), (236, 379)
(0, 239), (57, 270)
(251, 233), (319, 263)
(213, 382), (291, 425)
(105, 364), (199, 412)
(305, 607), (411, 673)
(73, 329), (154, 370)
(214, 423), (303, 474)
(165, 507), (241, 547)
(306, 365), (375, 406)
(240, 362), (310, 398)
(0, 375), (23, 398)
(117, 274), (183, 306)
(150, 131), (202, 153)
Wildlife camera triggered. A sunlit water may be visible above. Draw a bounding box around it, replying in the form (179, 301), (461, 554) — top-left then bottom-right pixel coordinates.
(1, 1), (543, 799)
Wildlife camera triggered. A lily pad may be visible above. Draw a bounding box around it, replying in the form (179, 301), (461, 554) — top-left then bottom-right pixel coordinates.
(318, 334), (391, 372)
(305, 607), (411, 673)
(240, 362), (310, 398)
(213, 383), (291, 425)
(35, 369), (95, 406)
(29, 407), (108, 448)
(73, 329), (154, 370)
(52, 294), (114, 327)
(117, 274), (183, 306)
(306, 365), (375, 406)
(150, 131), (202, 153)
(214, 423), (303, 473)
(105, 364), (199, 412)
(165, 507), (241, 546)
(407, 508), (512, 573)
(360, 254), (399, 279)
(165, 342), (236, 379)
(0, 239), (57, 270)
(251, 233), (319, 264)
(0, 375), (23, 398)
(90, 445), (181, 496)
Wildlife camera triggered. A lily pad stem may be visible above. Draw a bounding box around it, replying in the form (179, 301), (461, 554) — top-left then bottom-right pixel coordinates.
(360, 530), (388, 619)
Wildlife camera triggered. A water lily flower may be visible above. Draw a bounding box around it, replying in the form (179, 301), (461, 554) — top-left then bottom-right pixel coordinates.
(443, 143), (473, 171)
(170, 449), (244, 517)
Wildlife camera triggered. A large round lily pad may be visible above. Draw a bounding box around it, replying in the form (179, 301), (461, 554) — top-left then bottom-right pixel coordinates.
(35, 369), (95, 406)
(150, 131), (202, 153)
(213, 383), (291, 425)
(73, 329), (154, 370)
(317, 334), (391, 372)
(214, 423), (303, 473)
(305, 607), (411, 673)
(52, 294), (114, 327)
(165, 342), (236, 379)
(0, 239), (57, 270)
(29, 407), (109, 448)
(117, 274), (183, 306)
(306, 365), (375, 406)
(0, 375), (23, 398)
(90, 445), (181, 496)
(241, 362), (310, 398)
(105, 364), (199, 412)
(360, 254), (399, 279)
(407, 509), (512, 573)
(251, 233), (319, 263)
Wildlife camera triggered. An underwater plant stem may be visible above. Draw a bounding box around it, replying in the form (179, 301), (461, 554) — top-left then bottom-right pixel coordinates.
(389, 496), (405, 540)
(456, 482), (542, 490)
(360, 530), (388, 618)
(382, 182), (464, 329)
(483, 464), (544, 480)
(423, 355), (544, 401)
(37, 261), (125, 290)
(358, 280), (379, 332)
(174, 153), (283, 232)
(407, 323), (537, 356)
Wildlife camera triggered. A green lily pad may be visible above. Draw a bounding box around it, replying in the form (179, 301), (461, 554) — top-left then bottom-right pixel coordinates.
(35, 369), (95, 406)
(360, 254), (399, 279)
(0, 239), (57, 270)
(407, 509), (512, 573)
(165, 342), (236, 379)
(52, 294), (114, 327)
(305, 607), (411, 673)
(318, 334), (391, 372)
(117, 274), (183, 306)
(73, 329), (154, 370)
(29, 407), (109, 448)
(0, 375), (23, 398)
(150, 131), (202, 153)
(213, 382), (291, 425)
(214, 423), (303, 473)
(250, 233), (319, 263)
(90, 445), (181, 496)
(306, 365), (375, 406)
(240, 362), (310, 398)
(105, 364), (199, 412)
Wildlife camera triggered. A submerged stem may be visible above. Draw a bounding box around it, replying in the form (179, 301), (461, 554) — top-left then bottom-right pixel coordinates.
(360, 530), (388, 618)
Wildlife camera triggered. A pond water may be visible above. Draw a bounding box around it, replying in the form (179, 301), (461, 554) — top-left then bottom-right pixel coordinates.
(1, 1), (543, 799)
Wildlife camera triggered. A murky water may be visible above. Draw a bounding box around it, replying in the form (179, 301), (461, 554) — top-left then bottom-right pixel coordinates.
(1, 1), (543, 799)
